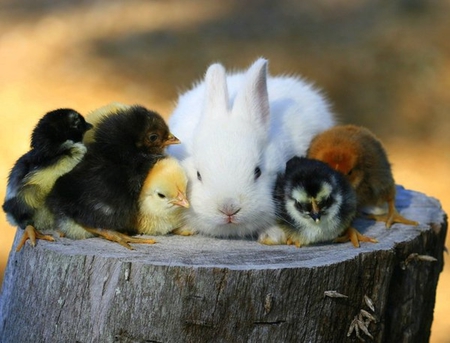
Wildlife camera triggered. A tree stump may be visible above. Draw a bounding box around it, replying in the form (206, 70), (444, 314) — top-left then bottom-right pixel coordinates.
(0, 186), (447, 343)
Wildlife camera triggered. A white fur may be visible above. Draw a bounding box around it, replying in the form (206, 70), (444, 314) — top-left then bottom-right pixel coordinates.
(258, 225), (289, 245)
(168, 58), (335, 238)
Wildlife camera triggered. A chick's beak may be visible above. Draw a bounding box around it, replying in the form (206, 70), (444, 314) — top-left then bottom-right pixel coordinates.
(163, 133), (181, 146)
(172, 191), (190, 208)
(310, 198), (321, 223)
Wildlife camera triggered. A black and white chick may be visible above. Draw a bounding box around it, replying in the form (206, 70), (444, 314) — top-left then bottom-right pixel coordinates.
(259, 156), (377, 248)
(46, 105), (180, 249)
(2, 109), (92, 251)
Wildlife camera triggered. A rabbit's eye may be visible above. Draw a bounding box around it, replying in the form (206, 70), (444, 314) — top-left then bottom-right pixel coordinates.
(197, 171), (202, 181)
(254, 166), (261, 181)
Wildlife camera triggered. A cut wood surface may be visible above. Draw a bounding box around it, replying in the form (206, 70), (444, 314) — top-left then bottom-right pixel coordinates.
(0, 186), (447, 343)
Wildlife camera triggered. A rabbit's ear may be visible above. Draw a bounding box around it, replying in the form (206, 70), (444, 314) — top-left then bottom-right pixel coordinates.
(233, 58), (270, 131)
(202, 63), (229, 117)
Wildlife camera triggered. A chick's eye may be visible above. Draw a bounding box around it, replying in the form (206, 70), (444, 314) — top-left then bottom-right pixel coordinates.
(71, 118), (81, 128)
(148, 133), (159, 143)
(317, 196), (333, 210)
(254, 166), (261, 181)
(347, 169), (353, 176)
(294, 200), (304, 211)
(157, 193), (166, 199)
(324, 196), (333, 208)
(197, 171), (202, 181)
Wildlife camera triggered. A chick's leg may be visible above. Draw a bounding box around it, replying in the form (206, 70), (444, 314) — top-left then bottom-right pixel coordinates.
(84, 227), (156, 250)
(335, 227), (378, 248)
(16, 225), (55, 252)
(369, 198), (418, 228)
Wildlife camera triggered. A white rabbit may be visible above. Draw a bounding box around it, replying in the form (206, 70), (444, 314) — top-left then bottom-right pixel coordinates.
(168, 58), (335, 238)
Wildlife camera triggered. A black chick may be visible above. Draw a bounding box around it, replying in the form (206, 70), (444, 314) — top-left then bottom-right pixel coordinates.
(2, 109), (92, 251)
(264, 156), (377, 247)
(46, 105), (180, 249)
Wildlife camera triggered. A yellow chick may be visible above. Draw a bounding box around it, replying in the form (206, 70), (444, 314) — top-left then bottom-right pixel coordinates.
(136, 156), (190, 235)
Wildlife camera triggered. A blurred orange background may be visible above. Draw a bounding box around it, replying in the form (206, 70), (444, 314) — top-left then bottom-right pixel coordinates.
(0, 1), (448, 341)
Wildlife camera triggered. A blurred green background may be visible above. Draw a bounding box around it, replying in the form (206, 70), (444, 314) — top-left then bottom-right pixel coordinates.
(0, 1), (448, 341)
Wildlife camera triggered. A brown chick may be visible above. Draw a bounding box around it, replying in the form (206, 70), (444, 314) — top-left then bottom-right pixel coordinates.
(307, 124), (418, 228)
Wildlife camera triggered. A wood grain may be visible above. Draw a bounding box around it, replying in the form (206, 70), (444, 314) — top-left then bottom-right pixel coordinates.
(0, 186), (446, 342)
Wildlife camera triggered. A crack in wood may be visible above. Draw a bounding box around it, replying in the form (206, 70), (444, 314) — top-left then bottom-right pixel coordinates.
(114, 330), (163, 343)
(123, 262), (131, 282)
(184, 319), (214, 327)
(253, 320), (287, 325)
(212, 268), (228, 322)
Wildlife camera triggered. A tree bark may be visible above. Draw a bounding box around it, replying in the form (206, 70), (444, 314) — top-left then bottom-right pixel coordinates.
(0, 186), (447, 343)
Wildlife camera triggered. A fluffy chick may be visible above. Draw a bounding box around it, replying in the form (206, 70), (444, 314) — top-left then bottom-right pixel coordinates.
(136, 156), (189, 235)
(2, 109), (92, 251)
(46, 105), (180, 249)
(262, 156), (376, 247)
(308, 125), (418, 228)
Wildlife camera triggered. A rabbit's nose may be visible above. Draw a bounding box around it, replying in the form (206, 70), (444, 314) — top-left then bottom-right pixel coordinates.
(220, 207), (241, 217)
(219, 200), (242, 216)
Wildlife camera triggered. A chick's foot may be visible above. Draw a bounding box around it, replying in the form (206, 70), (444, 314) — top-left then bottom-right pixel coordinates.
(171, 227), (196, 236)
(16, 225), (55, 252)
(335, 227), (378, 248)
(84, 228), (156, 250)
(369, 199), (418, 228)
(286, 237), (305, 248)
